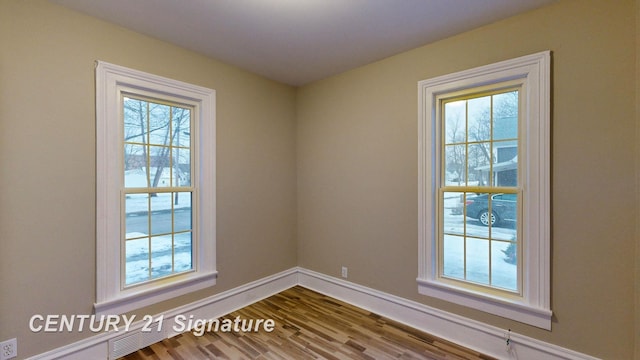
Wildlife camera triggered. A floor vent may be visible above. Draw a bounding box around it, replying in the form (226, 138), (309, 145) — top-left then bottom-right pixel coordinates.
(109, 322), (166, 359)
(109, 333), (139, 359)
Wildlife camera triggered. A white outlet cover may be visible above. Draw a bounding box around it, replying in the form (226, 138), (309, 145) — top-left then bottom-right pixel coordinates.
(0, 338), (17, 360)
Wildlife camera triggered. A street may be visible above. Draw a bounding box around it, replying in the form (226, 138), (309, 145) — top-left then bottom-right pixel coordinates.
(125, 208), (192, 236)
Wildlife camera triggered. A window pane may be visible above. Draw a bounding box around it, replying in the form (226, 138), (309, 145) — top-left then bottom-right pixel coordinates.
(149, 193), (171, 235)
(174, 232), (193, 272)
(468, 96), (491, 142)
(491, 193), (518, 240)
(172, 107), (191, 148)
(466, 238), (489, 285)
(151, 235), (173, 280)
(443, 235), (464, 279)
(148, 103), (171, 146)
(469, 142), (491, 186)
(444, 100), (466, 145)
(443, 192), (465, 236)
(173, 192), (192, 233)
(123, 97), (147, 144)
(445, 145), (465, 185)
(175, 148), (191, 187)
(149, 145), (171, 188)
(492, 241), (518, 291)
(125, 194), (149, 238)
(465, 193), (490, 239)
(493, 91), (518, 141)
(495, 142), (518, 187)
(125, 238), (149, 286)
(124, 144), (148, 188)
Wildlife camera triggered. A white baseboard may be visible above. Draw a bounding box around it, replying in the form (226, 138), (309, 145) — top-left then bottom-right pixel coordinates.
(27, 267), (599, 360)
(27, 268), (298, 360)
(297, 268), (599, 360)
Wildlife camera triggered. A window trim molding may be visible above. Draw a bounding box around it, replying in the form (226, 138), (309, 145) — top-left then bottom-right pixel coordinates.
(95, 61), (217, 316)
(417, 52), (551, 329)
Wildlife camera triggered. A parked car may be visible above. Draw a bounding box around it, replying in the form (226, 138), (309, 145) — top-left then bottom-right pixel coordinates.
(465, 193), (517, 227)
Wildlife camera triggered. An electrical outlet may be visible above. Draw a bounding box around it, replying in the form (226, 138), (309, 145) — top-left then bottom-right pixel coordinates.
(504, 329), (512, 353)
(341, 266), (348, 278)
(0, 338), (17, 360)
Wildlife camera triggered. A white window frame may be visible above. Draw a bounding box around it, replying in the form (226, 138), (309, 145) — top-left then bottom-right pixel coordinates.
(417, 52), (551, 329)
(95, 61), (217, 316)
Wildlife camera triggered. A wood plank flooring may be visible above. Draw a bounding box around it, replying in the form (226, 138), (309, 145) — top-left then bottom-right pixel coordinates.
(119, 286), (495, 360)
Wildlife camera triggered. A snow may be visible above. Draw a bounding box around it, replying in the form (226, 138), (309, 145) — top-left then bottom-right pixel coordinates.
(121, 174), (515, 290)
(123, 170), (193, 285)
(443, 234), (517, 291)
(125, 233), (193, 285)
(442, 193), (518, 291)
(125, 192), (191, 214)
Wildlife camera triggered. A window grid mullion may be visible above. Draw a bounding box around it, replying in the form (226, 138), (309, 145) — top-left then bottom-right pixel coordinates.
(171, 192), (175, 273)
(463, 100), (469, 281)
(145, 102), (151, 188)
(168, 107), (175, 274)
(440, 91), (519, 292)
(146, 186), (152, 281)
(122, 98), (195, 288)
(488, 95), (493, 287)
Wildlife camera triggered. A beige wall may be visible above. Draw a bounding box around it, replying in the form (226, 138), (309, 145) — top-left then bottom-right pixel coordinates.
(636, 0), (640, 358)
(0, 1), (297, 357)
(297, 0), (637, 359)
(1, 0), (638, 359)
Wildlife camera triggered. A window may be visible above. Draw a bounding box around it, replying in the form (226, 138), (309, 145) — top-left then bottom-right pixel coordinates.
(417, 52), (551, 329)
(122, 96), (194, 286)
(95, 61), (216, 316)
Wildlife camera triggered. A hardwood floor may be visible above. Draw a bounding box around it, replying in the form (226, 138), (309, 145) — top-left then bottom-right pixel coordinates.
(119, 286), (495, 360)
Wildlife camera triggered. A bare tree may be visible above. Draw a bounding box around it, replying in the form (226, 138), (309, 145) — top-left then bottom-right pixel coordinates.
(441, 91), (519, 187)
(123, 98), (190, 196)
(445, 110), (466, 185)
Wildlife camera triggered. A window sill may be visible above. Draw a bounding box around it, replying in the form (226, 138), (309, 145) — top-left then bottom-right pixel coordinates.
(94, 271), (217, 316)
(417, 278), (551, 330)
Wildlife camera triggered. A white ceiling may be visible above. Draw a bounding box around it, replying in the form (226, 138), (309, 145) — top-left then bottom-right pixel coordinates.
(51, 0), (556, 86)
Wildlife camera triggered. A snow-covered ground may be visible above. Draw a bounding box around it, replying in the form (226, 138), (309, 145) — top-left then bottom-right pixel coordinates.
(442, 193), (518, 291)
(121, 175), (515, 289)
(442, 234), (517, 291)
(123, 170), (193, 285)
(125, 192), (191, 214)
(125, 232), (192, 285)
